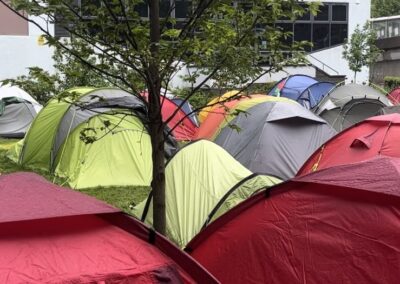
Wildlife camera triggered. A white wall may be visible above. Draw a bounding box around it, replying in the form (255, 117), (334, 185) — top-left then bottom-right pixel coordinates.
(0, 36), (55, 81)
(0, 14), (55, 81)
(305, 0), (371, 83)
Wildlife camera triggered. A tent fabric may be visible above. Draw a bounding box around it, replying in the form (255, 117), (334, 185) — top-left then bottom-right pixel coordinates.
(9, 87), (163, 189)
(161, 97), (198, 141)
(198, 90), (242, 123)
(213, 100), (337, 180)
(142, 91), (198, 141)
(134, 140), (280, 248)
(0, 84), (42, 112)
(187, 156), (400, 283)
(196, 95), (292, 140)
(388, 87), (400, 105)
(0, 172), (217, 283)
(269, 74), (318, 102)
(298, 81), (335, 108)
(314, 83), (391, 131)
(171, 97), (199, 127)
(0, 84), (42, 138)
(379, 105), (400, 114)
(298, 113), (400, 176)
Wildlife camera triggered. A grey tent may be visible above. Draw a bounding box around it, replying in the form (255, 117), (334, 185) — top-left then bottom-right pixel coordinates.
(379, 105), (400, 115)
(214, 100), (337, 180)
(313, 83), (391, 131)
(0, 85), (42, 138)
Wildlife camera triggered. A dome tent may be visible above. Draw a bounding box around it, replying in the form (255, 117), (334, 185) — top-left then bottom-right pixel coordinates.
(0, 84), (42, 138)
(9, 87), (175, 189)
(298, 114), (400, 176)
(188, 156), (400, 283)
(0, 172), (216, 283)
(134, 140), (280, 248)
(198, 90), (241, 123)
(297, 81), (335, 108)
(388, 87), (400, 105)
(313, 83), (391, 131)
(269, 75), (335, 109)
(211, 99), (337, 180)
(196, 94), (292, 140)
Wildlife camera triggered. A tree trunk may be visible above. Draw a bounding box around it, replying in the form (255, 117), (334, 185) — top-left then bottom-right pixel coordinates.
(354, 71), (357, 83)
(148, 0), (166, 234)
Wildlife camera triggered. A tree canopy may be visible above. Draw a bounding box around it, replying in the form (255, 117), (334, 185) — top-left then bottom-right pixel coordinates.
(0, 0), (317, 234)
(342, 22), (381, 82)
(372, 0), (400, 18)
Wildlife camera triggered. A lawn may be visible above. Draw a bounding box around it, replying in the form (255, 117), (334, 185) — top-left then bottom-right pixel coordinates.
(0, 138), (150, 213)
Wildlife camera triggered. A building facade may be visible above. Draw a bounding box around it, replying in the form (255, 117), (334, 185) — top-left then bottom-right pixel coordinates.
(0, 0), (370, 85)
(370, 15), (400, 85)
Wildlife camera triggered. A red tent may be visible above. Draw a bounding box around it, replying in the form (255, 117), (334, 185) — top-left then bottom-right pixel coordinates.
(187, 156), (400, 283)
(388, 87), (400, 105)
(142, 91), (198, 141)
(0, 172), (217, 283)
(298, 114), (400, 176)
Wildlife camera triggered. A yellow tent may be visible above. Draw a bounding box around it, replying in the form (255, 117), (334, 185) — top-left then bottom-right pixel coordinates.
(198, 90), (241, 123)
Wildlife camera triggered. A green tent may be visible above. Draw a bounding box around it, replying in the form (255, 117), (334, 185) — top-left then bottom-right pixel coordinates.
(9, 87), (162, 189)
(133, 140), (281, 248)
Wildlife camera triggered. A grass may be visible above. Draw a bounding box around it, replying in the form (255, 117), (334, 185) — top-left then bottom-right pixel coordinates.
(0, 138), (150, 214)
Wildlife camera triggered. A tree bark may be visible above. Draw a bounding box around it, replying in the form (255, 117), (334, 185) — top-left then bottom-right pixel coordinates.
(148, 0), (165, 234)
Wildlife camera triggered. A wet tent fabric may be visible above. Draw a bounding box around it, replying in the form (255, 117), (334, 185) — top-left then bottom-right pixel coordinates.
(171, 97), (199, 127)
(298, 81), (335, 108)
(298, 114), (400, 176)
(314, 83), (391, 131)
(9, 87), (157, 189)
(214, 100), (337, 180)
(0, 172), (217, 283)
(134, 140), (280, 248)
(196, 95), (292, 140)
(161, 97), (198, 141)
(0, 85), (42, 138)
(198, 90), (241, 123)
(142, 91), (198, 141)
(269, 74), (318, 101)
(388, 87), (400, 105)
(379, 105), (400, 114)
(187, 156), (400, 283)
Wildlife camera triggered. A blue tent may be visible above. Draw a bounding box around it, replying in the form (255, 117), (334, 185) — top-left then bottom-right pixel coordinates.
(269, 74), (318, 102)
(171, 97), (199, 127)
(298, 82), (335, 109)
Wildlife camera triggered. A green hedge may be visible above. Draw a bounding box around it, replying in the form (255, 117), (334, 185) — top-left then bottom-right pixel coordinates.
(384, 76), (400, 91)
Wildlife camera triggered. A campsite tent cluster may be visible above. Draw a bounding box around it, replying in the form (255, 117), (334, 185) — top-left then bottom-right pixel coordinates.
(1, 75), (400, 283)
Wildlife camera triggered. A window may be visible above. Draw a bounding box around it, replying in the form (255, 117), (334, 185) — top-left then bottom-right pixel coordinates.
(332, 5), (347, 21)
(331, 24), (348, 45)
(175, 0), (191, 18)
(275, 2), (349, 52)
(313, 24), (330, 50)
(314, 4), (329, 21)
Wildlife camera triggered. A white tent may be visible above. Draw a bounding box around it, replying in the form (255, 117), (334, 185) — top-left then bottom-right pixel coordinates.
(0, 84), (42, 138)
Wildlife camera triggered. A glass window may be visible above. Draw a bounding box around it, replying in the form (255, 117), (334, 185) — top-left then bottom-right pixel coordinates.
(313, 24), (330, 50)
(331, 24), (348, 45)
(294, 23), (311, 51)
(297, 3), (310, 21)
(134, 0), (148, 17)
(175, 0), (191, 18)
(159, 0), (171, 18)
(276, 23), (293, 46)
(388, 19), (400, 38)
(332, 5), (347, 21)
(314, 4), (329, 21)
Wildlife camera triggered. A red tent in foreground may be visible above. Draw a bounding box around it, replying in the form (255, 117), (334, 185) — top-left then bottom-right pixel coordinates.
(388, 87), (400, 105)
(298, 114), (400, 176)
(0, 172), (217, 283)
(187, 156), (400, 283)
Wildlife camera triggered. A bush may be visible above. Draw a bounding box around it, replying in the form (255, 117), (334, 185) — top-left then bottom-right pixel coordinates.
(384, 76), (400, 91)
